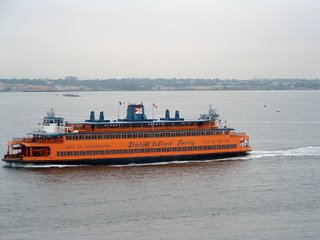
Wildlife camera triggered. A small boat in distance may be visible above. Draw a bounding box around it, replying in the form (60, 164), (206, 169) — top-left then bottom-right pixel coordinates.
(62, 93), (80, 97)
(3, 104), (251, 165)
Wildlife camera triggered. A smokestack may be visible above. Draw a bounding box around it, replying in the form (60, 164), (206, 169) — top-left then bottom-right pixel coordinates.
(165, 109), (170, 119)
(175, 110), (180, 119)
(90, 111), (95, 122)
(99, 111), (104, 121)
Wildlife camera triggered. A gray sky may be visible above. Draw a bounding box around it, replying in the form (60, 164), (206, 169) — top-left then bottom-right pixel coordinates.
(0, 0), (319, 79)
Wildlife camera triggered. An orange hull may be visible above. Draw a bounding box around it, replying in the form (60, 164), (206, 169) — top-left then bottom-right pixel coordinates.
(3, 104), (251, 165)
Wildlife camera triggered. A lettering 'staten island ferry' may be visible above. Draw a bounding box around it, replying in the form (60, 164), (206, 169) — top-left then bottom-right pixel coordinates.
(3, 104), (251, 165)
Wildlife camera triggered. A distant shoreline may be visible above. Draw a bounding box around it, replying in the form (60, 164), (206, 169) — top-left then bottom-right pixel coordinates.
(1, 88), (320, 92)
(1, 78), (319, 91)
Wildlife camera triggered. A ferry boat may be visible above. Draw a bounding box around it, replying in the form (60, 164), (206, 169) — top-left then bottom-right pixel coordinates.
(2, 104), (251, 165)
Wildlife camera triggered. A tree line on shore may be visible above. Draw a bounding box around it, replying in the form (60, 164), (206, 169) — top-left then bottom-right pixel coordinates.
(0, 77), (319, 91)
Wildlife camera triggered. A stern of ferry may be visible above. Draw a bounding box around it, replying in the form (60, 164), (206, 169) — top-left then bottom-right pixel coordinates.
(3, 141), (24, 163)
(3, 139), (53, 164)
(3, 108), (64, 165)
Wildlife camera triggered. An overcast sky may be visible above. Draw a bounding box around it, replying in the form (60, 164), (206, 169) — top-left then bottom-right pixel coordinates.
(0, 0), (319, 79)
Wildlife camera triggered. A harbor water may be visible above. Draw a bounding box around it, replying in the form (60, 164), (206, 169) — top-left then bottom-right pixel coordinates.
(0, 90), (319, 240)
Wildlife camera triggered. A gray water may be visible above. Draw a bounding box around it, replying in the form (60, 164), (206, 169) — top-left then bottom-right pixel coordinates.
(0, 91), (319, 240)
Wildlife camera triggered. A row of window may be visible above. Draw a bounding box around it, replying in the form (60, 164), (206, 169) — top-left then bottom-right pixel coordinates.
(65, 130), (228, 141)
(56, 144), (237, 156)
(93, 121), (200, 128)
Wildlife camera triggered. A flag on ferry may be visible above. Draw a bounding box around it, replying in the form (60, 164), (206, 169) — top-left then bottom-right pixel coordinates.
(134, 107), (143, 114)
(153, 103), (158, 109)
